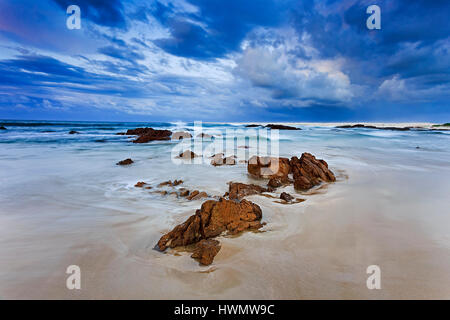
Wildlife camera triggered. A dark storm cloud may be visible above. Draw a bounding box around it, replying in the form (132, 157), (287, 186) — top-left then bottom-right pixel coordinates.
(152, 0), (293, 59)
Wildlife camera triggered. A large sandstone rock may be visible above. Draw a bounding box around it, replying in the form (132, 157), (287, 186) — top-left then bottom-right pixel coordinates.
(191, 239), (221, 265)
(247, 156), (290, 179)
(227, 182), (269, 200)
(157, 198), (263, 251)
(123, 127), (172, 143)
(290, 153), (336, 190)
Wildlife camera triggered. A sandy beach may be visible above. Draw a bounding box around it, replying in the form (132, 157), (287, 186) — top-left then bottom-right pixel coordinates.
(1, 121), (449, 299)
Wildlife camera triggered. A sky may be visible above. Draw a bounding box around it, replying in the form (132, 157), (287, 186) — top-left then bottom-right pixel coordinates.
(0, 0), (448, 122)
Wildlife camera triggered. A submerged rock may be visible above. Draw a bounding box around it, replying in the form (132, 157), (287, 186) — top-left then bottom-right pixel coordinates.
(197, 133), (214, 139)
(210, 154), (236, 166)
(290, 153), (336, 190)
(178, 150), (198, 159)
(157, 198), (263, 251)
(186, 190), (208, 201)
(0, 126), (6, 130)
(135, 181), (147, 187)
(179, 188), (190, 197)
(116, 158), (134, 165)
(69, 130), (79, 134)
(191, 239), (221, 266)
(172, 131), (192, 140)
(247, 156), (291, 179)
(336, 124), (410, 131)
(227, 182), (269, 200)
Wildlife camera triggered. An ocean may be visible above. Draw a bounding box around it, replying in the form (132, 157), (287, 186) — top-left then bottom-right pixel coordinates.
(1, 120), (450, 299)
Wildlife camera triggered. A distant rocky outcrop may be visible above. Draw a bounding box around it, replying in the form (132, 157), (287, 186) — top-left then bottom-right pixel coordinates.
(0, 126), (6, 130)
(117, 127), (172, 143)
(116, 158), (134, 165)
(69, 130), (79, 134)
(244, 124), (301, 130)
(290, 153), (336, 190)
(157, 198), (263, 252)
(336, 124), (410, 131)
(265, 124), (301, 130)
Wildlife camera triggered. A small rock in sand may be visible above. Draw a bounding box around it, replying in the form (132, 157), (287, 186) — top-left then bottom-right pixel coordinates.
(280, 192), (294, 202)
(178, 150), (198, 159)
(191, 239), (221, 266)
(179, 189), (190, 197)
(116, 158), (134, 165)
(135, 181), (146, 187)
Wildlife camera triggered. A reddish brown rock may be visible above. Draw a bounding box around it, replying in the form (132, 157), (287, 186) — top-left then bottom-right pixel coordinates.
(173, 179), (183, 186)
(157, 198), (263, 251)
(116, 158), (134, 165)
(191, 239), (221, 265)
(186, 190), (208, 201)
(290, 153), (336, 190)
(227, 182), (269, 200)
(280, 192), (294, 202)
(135, 181), (146, 187)
(267, 177), (282, 188)
(158, 180), (173, 187)
(247, 156), (290, 179)
(179, 188), (190, 197)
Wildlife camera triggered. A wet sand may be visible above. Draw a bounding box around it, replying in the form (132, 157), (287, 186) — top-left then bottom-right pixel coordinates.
(1, 163), (450, 299)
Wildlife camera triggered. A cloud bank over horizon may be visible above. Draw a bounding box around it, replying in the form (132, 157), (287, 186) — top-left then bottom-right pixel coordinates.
(0, 0), (448, 122)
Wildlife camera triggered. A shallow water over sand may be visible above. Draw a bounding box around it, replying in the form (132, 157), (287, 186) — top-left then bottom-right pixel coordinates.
(0, 121), (449, 299)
